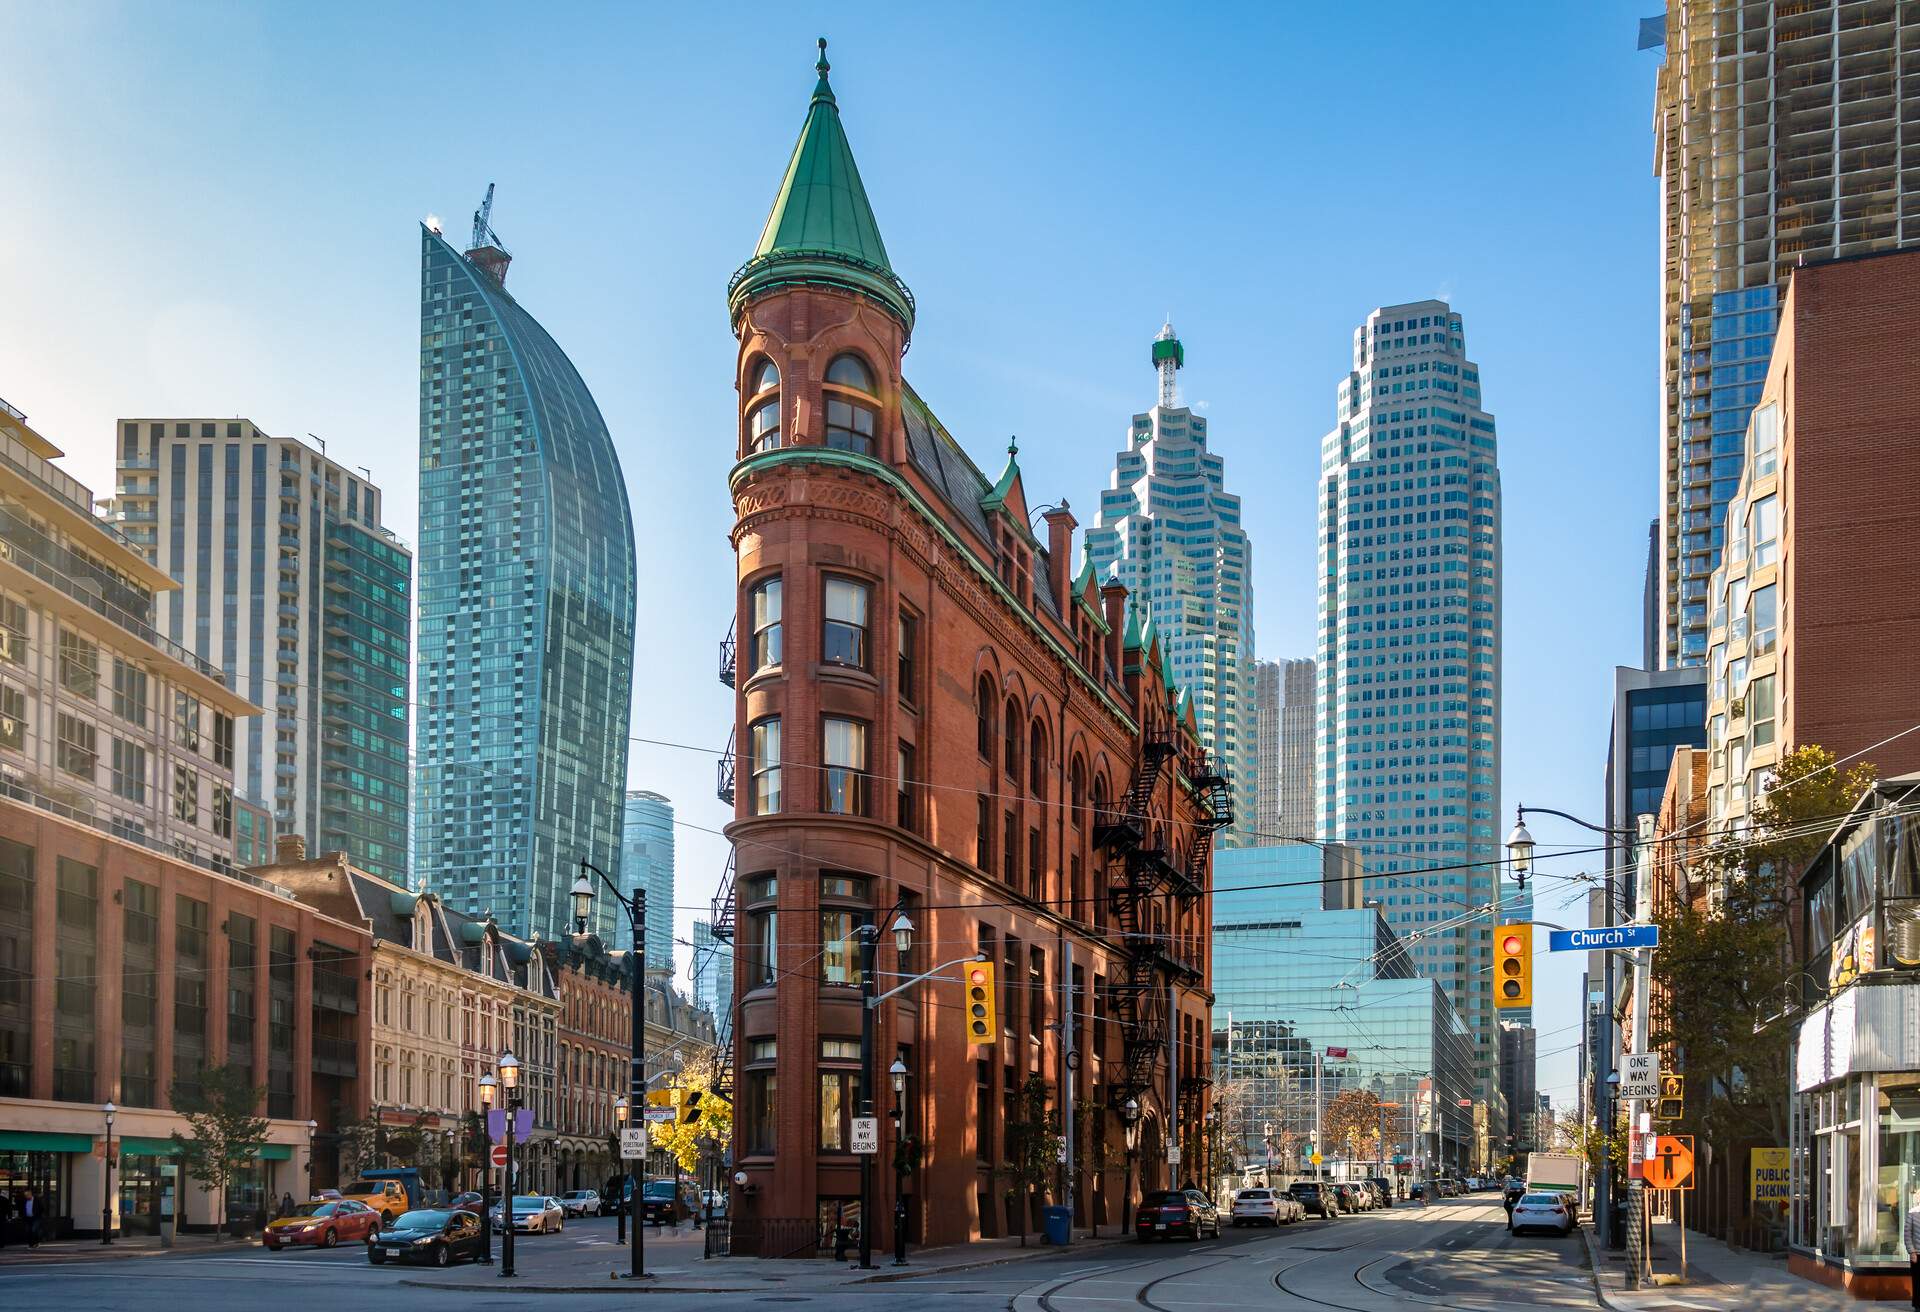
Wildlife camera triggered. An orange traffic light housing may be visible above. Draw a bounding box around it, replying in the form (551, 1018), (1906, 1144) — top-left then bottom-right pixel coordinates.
(965, 960), (998, 1044)
(1495, 924), (1532, 1009)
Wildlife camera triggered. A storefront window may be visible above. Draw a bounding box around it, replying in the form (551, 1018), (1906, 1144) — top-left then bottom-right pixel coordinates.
(0, 1150), (65, 1236)
(1870, 1076), (1920, 1258)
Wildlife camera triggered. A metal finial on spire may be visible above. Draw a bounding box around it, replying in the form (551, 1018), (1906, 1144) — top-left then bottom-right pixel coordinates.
(1008, 436), (1019, 457)
(817, 37), (830, 78)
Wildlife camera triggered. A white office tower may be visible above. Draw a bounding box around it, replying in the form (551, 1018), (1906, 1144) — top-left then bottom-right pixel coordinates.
(1316, 300), (1505, 1079)
(1086, 323), (1256, 844)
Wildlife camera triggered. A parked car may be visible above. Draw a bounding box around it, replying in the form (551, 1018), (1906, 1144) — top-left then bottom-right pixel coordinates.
(448, 1192), (486, 1216)
(1368, 1176), (1396, 1207)
(262, 1199), (381, 1249)
(1288, 1180), (1338, 1218)
(490, 1195), (565, 1233)
(1134, 1188), (1220, 1241)
(1408, 1182), (1428, 1202)
(558, 1190), (601, 1218)
(1334, 1183), (1368, 1212)
(1508, 1192), (1576, 1237)
(1229, 1187), (1299, 1227)
(367, 1208), (487, 1266)
(640, 1179), (690, 1225)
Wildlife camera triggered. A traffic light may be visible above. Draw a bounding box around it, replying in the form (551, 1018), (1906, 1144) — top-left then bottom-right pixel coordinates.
(680, 1090), (703, 1125)
(1494, 923), (1532, 1009)
(965, 960), (998, 1044)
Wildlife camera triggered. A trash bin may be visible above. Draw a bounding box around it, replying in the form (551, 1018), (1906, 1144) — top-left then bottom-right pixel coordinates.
(1042, 1205), (1072, 1246)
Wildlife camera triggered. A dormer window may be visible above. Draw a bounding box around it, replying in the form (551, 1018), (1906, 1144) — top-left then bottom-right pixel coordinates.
(747, 358), (781, 453)
(824, 354), (876, 456)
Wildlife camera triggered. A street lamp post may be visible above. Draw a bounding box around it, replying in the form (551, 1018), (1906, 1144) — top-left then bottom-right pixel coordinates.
(101, 1101), (116, 1244)
(499, 1050), (520, 1279)
(478, 1071), (497, 1266)
(305, 1119), (317, 1201)
(1508, 803), (1638, 1254)
(1121, 1098), (1141, 1232)
(444, 1128), (455, 1202)
(889, 1058), (909, 1267)
(856, 910), (914, 1271)
(573, 861), (647, 1281)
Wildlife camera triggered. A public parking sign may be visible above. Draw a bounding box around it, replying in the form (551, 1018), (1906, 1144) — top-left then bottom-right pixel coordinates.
(1548, 925), (1659, 952)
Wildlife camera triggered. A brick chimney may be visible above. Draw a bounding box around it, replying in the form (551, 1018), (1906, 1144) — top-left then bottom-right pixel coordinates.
(1101, 579), (1127, 678)
(275, 832), (307, 863)
(1042, 501), (1076, 614)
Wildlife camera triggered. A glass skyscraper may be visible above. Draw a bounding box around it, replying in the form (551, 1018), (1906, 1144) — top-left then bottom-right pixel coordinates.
(1086, 323), (1255, 844)
(1211, 845), (1477, 1177)
(620, 789), (675, 971)
(1316, 299), (1506, 1080)
(414, 220), (636, 944)
(113, 422), (411, 880)
(1253, 657), (1315, 842)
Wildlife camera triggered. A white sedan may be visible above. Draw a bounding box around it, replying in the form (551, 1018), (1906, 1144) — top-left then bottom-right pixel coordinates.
(1508, 1192), (1575, 1236)
(491, 1195), (565, 1233)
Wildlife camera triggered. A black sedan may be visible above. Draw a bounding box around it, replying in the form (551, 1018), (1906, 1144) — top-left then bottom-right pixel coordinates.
(366, 1208), (486, 1267)
(1135, 1188), (1220, 1241)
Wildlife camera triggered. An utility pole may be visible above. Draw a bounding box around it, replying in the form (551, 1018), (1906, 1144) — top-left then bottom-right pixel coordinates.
(1060, 940), (1074, 1235)
(1168, 978), (1180, 1186)
(1624, 814), (1655, 1290)
(1312, 1053), (1323, 1178)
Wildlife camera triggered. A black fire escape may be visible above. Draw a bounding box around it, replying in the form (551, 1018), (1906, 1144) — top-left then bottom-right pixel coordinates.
(1095, 727), (1233, 1107)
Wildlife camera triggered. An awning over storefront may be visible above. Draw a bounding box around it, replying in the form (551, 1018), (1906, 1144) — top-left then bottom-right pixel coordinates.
(0, 1131), (94, 1153)
(119, 1137), (293, 1159)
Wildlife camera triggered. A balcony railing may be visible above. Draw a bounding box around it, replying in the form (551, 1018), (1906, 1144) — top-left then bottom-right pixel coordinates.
(313, 1036), (359, 1077)
(719, 619), (736, 689)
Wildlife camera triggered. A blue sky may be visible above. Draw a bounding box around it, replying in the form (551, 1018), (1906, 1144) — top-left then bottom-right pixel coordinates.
(0, 1), (1664, 1115)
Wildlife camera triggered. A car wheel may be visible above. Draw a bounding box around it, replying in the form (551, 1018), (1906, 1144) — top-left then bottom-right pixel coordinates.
(369, 1250), (386, 1265)
(323, 1228), (338, 1248)
(434, 1244), (451, 1267)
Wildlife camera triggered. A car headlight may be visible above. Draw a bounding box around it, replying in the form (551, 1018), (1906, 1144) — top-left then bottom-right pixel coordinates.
(413, 1236), (435, 1246)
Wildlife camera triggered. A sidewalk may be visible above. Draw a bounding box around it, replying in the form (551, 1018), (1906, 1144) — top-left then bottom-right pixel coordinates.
(399, 1224), (1135, 1294)
(1581, 1216), (1862, 1311)
(0, 1232), (260, 1265)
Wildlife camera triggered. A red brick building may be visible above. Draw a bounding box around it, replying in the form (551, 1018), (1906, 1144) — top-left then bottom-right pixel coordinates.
(717, 47), (1225, 1250)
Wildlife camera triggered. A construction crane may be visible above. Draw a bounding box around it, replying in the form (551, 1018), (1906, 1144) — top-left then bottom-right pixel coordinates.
(470, 183), (506, 252)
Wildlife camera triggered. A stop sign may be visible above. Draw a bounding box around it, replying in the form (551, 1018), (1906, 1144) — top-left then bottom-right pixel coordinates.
(490, 1143), (508, 1169)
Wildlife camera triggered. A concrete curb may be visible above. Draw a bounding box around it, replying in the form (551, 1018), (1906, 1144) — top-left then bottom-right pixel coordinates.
(1578, 1221), (1632, 1311)
(399, 1279), (757, 1294)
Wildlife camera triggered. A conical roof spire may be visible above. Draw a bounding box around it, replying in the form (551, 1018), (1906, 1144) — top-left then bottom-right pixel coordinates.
(729, 39), (914, 332)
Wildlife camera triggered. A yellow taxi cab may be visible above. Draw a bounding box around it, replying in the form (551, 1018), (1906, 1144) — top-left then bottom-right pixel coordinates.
(337, 1178), (411, 1225)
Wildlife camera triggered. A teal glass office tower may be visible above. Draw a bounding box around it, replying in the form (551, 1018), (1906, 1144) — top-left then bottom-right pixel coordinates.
(620, 789), (675, 971)
(1316, 300), (1505, 1080)
(414, 222), (636, 944)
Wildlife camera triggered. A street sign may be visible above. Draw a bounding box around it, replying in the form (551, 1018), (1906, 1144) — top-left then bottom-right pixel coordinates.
(620, 1127), (647, 1160)
(1167, 1146), (1182, 1167)
(1324, 1047), (1349, 1059)
(643, 1106), (676, 1123)
(850, 1116), (879, 1155)
(1309, 1152), (1322, 1166)
(1548, 924), (1659, 952)
(490, 1143), (508, 1169)
(1645, 1134), (1694, 1190)
(1621, 1052), (1660, 1100)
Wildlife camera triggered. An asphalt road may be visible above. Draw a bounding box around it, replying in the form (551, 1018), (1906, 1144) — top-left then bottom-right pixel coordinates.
(0, 1196), (1596, 1312)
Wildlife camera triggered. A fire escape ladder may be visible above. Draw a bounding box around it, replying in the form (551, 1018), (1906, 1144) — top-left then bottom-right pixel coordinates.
(719, 618), (737, 689)
(710, 847), (736, 943)
(716, 727), (737, 806)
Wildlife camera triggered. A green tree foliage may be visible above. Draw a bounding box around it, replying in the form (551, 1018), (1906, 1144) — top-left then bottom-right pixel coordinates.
(1653, 745), (1876, 1147)
(998, 1074), (1063, 1247)
(169, 1065), (269, 1240)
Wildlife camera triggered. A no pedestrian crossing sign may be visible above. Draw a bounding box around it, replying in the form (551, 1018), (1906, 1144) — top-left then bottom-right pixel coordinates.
(620, 1127), (647, 1160)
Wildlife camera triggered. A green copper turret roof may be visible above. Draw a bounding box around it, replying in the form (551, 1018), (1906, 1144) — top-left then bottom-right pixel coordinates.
(1122, 600), (1145, 651)
(980, 438), (1021, 511)
(729, 40), (915, 333)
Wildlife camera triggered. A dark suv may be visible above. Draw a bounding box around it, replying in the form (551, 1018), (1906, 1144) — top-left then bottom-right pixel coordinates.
(1368, 1176), (1396, 1208)
(1135, 1189), (1219, 1241)
(1287, 1180), (1338, 1218)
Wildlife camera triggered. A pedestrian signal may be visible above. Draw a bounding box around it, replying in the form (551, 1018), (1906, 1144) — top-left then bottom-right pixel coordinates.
(965, 960), (998, 1044)
(1495, 924), (1532, 1009)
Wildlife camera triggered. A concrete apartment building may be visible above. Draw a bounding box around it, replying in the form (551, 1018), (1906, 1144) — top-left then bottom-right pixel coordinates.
(1700, 248), (1920, 839)
(718, 48), (1224, 1248)
(1650, 1), (1920, 668)
(1252, 657), (1315, 841)
(112, 421), (411, 881)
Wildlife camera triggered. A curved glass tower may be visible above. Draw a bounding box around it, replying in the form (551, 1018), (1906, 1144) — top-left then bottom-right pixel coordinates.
(415, 223), (636, 944)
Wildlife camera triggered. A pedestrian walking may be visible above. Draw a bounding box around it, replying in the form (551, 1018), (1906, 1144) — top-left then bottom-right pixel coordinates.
(1904, 1194), (1920, 1310)
(21, 1187), (39, 1248)
(280, 1192), (295, 1218)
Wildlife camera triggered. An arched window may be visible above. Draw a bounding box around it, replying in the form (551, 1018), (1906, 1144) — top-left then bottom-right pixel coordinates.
(747, 358), (781, 453)
(977, 678), (995, 758)
(1092, 774), (1110, 829)
(1069, 756), (1086, 829)
(1004, 698), (1022, 779)
(1029, 720), (1046, 797)
(824, 354), (877, 455)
